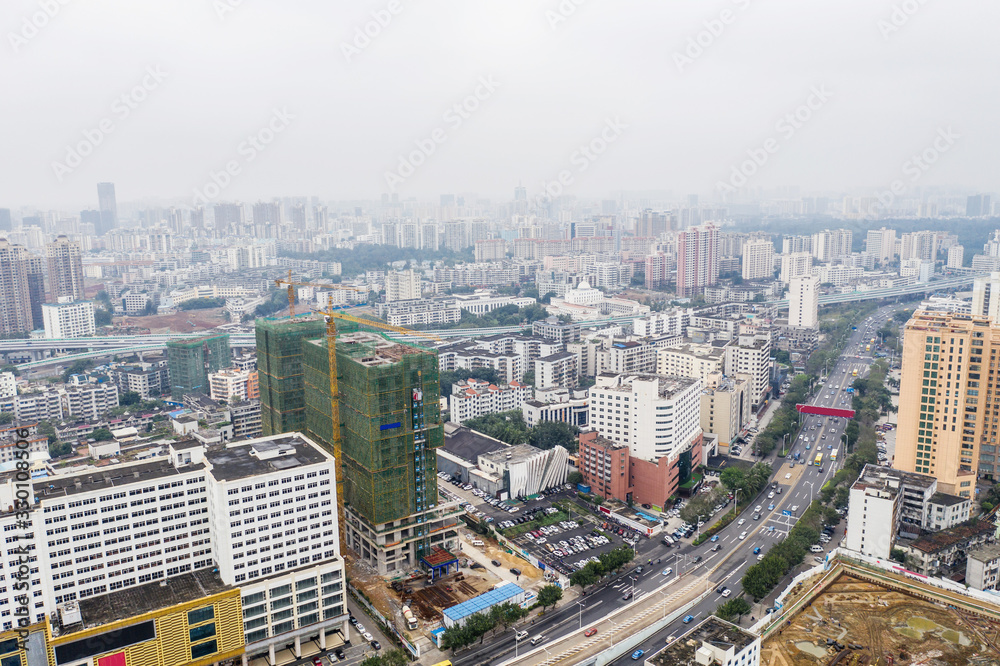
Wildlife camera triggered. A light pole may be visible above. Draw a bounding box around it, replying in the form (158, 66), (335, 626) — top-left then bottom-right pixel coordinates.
(660, 588), (670, 619)
(696, 514), (706, 538)
(805, 481), (815, 504)
(578, 600), (586, 630)
(608, 618), (619, 647)
(515, 632), (521, 658)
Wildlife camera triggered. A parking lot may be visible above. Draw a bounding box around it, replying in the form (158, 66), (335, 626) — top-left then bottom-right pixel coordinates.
(436, 472), (639, 576)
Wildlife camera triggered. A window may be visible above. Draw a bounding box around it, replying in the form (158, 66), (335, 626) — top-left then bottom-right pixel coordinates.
(189, 623), (216, 642)
(190, 640), (217, 660)
(187, 606), (214, 625)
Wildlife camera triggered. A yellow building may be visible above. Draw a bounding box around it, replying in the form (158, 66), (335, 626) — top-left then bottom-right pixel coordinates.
(46, 570), (243, 666)
(896, 310), (998, 497)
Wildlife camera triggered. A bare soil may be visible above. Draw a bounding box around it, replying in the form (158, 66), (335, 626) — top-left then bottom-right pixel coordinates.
(116, 307), (230, 333)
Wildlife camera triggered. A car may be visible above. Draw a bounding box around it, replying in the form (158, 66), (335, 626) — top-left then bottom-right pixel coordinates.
(753, 546), (761, 554)
(739, 531), (748, 540)
(791, 505), (799, 512)
(349, 616), (358, 626)
(710, 535), (719, 542)
(662, 567), (673, 576)
(683, 614), (695, 623)
(722, 588), (732, 597)
(737, 518), (745, 526)
(585, 627), (598, 637)
(754, 505), (762, 513)
(631, 649), (645, 660)
(622, 591), (633, 600)
(827, 444), (833, 450)
(693, 555), (702, 563)
(753, 513), (761, 520)
(370, 640), (381, 650)
(818, 468), (824, 473)
(715, 585), (726, 594)
(711, 544), (722, 551)
(491, 559), (501, 567)
(785, 473), (792, 479)
(313, 658), (324, 666)
(356, 623), (366, 633)
(334, 648), (346, 660)
(362, 632), (373, 641)
(768, 491), (775, 499)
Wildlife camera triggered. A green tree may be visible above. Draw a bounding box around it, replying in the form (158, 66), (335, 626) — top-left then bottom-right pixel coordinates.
(528, 421), (579, 453)
(0, 365), (19, 377)
(37, 421), (57, 445)
(0, 413), (12, 425)
(890, 548), (907, 564)
(49, 441), (72, 458)
(569, 563), (600, 591)
(536, 584), (563, 609)
(94, 308), (113, 326)
(521, 370), (535, 386)
(90, 428), (114, 442)
(567, 471), (583, 485)
(119, 391), (141, 406)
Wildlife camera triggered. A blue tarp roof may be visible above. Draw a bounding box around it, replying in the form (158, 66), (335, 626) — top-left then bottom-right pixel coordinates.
(442, 584), (524, 623)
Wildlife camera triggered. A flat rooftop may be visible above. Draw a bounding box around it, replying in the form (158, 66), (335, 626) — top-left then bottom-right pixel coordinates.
(444, 426), (505, 463)
(36, 458), (205, 498)
(652, 617), (757, 665)
(929, 491), (968, 507)
(66, 568), (232, 632)
(334, 330), (429, 366)
(206, 434), (329, 482)
(480, 443), (543, 465)
(969, 542), (1000, 563)
(593, 373), (699, 398)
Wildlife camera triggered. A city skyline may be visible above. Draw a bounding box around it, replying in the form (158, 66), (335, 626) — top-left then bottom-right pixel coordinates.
(1, 1), (997, 208)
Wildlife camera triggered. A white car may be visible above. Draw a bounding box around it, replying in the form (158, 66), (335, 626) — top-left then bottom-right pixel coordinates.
(721, 588), (732, 597)
(768, 491), (775, 499)
(737, 518), (745, 526)
(362, 632), (373, 642)
(739, 531), (748, 540)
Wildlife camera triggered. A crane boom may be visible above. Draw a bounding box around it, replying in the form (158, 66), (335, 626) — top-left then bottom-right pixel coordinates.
(275, 269), (365, 317)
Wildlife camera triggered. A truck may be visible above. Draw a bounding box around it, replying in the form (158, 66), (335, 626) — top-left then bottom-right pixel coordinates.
(402, 606), (418, 630)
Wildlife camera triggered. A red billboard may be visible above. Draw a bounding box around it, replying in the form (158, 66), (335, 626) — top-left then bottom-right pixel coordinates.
(796, 404), (855, 419)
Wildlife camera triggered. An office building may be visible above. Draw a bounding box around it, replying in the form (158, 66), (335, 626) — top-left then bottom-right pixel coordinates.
(166, 332), (232, 397)
(588, 373), (701, 462)
(382, 299), (461, 327)
(0, 239), (34, 335)
(31, 432), (348, 666)
(46, 234), (85, 302)
(42, 297), (96, 338)
(578, 433), (631, 501)
(895, 311), (1000, 495)
(741, 239), (774, 280)
(676, 224), (719, 297)
(788, 275), (819, 328)
(656, 617), (760, 666)
(448, 378), (531, 425)
(208, 367), (260, 402)
(866, 227), (896, 263)
(97, 181), (118, 234)
(453, 291), (535, 315)
(477, 444), (568, 498)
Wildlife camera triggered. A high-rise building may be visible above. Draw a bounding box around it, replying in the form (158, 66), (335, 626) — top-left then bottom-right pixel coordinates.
(384, 269), (421, 302)
(166, 333), (231, 397)
(967, 194), (992, 217)
(97, 181), (118, 233)
(782, 234), (812, 254)
(811, 228), (853, 262)
(25, 255), (45, 330)
(676, 224), (719, 297)
(257, 315), (327, 436)
(0, 208), (10, 232)
(972, 272), (1000, 321)
(895, 310), (1000, 496)
(788, 275), (819, 328)
(866, 227), (896, 263)
(79, 209), (101, 234)
(741, 239), (774, 280)
(778, 251), (812, 284)
(948, 244), (965, 269)
(0, 239), (33, 335)
(724, 332), (772, 409)
(214, 202), (245, 232)
(45, 234), (85, 302)
(190, 206), (205, 232)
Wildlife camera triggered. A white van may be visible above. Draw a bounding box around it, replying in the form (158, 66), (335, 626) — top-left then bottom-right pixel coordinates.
(530, 635), (546, 646)
(810, 545), (824, 553)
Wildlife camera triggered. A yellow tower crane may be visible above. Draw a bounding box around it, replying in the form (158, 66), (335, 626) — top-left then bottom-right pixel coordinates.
(311, 307), (442, 554)
(274, 269), (366, 318)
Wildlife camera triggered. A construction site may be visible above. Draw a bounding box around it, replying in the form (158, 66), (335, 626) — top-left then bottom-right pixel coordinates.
(762, 570), (1000, 665)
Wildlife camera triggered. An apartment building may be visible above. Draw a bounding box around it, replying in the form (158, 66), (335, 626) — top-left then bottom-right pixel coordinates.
(534, 351), (579, 390)
(62, 383), (120, 420)
(676, 224), (720, 297)
(0, 391), (63, 422)
(632, 309), (689, 337)
(700, 372), (751, 447)
(532, 316), (581, 344)
(966, 543), (1000, 592)
(788, 275), (819, 328)
(111, 361), (170, 399)
(577, 432), (631, 501)
(42, 297), (96, 338)
(895, 311), (1000, 495)
(778, 251), (812, 284)
(448, 378), (531, 424)
(724, 332), (772, 409)
(384, 269), (421, 302)
(866, 227), (897, 263)
(0, 239), (35, 335)
(229, 400), (263, 440)
(209, 367), (260, 402)
(741, 239), (774, 280)
(523, 390), (589, 428)
(811, 228), (853, 262)
(382, 299), (461, 327)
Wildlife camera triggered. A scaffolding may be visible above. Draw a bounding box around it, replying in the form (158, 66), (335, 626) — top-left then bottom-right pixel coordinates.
(165, 332), (230, 397)
(335, 331), (443, 542)
(256, 315), (325, 436)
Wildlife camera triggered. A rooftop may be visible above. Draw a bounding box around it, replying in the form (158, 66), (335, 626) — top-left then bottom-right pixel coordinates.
(442, 584), (524, 623)
(205, 433), (330, 482)
(593, 373), (699, 398)
(652, 617), (757, 665)
(929, 491), (968, 507)
(444, 425), (505, 463)
(36, 457), (205, 499)
(65, 568), (231, 632)
(968, 542), (1000, 563)
(906, 519), (995, 555)
(480, 443), (545, 466)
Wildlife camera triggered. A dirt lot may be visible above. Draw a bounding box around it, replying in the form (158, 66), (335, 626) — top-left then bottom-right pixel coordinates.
(763, 573), (1000, 665)
(117, 307), (230, 333)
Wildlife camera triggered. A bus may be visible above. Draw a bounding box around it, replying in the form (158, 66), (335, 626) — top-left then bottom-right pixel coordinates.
(814, 452), (823, 467)
(830, 448), (839, 462)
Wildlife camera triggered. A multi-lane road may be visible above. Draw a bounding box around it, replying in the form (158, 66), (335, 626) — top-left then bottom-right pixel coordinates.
(454, 304), (902, 666)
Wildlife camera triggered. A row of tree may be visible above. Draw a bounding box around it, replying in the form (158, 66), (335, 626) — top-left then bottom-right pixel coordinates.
(279, 244), (474, 278)
(359, 649), (410, 666)
(439, 601), (529, 651)
(679, 462), (772, 525)
(463, 410), (580, 453)
(568, 545), (636, 591)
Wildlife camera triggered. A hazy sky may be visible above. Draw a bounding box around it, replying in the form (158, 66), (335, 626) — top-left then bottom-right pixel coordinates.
(2, 0), (997, 209)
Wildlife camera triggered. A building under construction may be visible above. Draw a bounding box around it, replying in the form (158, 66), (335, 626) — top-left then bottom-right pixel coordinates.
(256, 315), (326, 436)
(257, 316), (462, 575)
(165, 332), (230, 397)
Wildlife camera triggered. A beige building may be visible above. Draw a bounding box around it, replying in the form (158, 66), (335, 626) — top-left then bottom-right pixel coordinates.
(895, 310), (1000, 496)
(741, 239), (774, 280)
(45, 234), (85, 302)
(700, 372), (750, 446)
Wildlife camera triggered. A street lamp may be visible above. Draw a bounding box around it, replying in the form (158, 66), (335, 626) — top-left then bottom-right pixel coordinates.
(578, 600), (586, 630)
(697, 514), (706, 538)
(515, 632), (522, 658)
(608, 618), (619, 647)
(805, 481), (815, 503)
